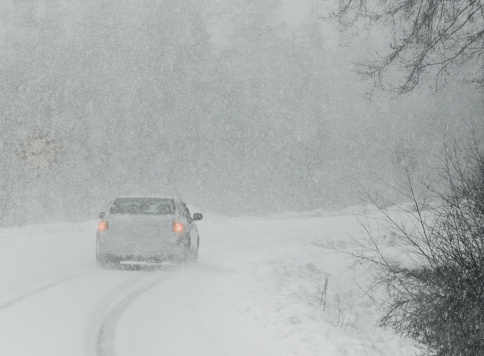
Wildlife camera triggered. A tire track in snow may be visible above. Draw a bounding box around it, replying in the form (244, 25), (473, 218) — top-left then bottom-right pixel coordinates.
(95, 271), (172, 356)
(0, 272), (88, 311)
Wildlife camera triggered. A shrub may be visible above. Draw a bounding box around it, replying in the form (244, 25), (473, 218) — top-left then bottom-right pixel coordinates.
(355, 139), (484, 356)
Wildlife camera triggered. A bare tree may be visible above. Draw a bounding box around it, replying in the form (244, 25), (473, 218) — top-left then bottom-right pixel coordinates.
(329, 0), (484, 93)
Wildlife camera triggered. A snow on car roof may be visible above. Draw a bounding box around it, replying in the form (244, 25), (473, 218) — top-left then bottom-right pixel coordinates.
(115, 194), (177, 200)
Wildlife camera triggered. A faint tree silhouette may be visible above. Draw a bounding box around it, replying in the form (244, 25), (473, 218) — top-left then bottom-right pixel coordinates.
(16, 128), (64, 178)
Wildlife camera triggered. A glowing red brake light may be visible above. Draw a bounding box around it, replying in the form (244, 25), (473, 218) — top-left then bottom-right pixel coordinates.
(98, 221), (109, 231)
(172, 222), (184, 233)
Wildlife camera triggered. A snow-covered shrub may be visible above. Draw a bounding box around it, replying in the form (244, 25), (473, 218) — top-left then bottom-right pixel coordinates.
(356, 139), (484, 356)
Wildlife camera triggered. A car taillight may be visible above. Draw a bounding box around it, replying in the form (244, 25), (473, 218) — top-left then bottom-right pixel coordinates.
(172, 222), (184, 233)
(98, 221), (109, 231)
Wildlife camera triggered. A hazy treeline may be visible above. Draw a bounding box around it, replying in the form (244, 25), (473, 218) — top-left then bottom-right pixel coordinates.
(0, 0), (481, 225)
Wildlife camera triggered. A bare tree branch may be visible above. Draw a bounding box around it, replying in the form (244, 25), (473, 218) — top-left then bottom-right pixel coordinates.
(328, 0), (484, 92)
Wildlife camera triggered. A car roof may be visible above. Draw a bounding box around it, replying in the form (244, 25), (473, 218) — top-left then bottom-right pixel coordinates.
(115, 194), (177, 200)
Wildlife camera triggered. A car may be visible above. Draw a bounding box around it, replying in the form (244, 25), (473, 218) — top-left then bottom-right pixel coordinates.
(96, 195), (203, 267)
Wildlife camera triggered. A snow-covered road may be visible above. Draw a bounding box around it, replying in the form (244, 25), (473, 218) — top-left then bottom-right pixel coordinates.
(0, 212), (419, 355)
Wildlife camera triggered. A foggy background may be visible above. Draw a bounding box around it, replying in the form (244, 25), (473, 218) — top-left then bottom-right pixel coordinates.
(0, 0), (482, 226)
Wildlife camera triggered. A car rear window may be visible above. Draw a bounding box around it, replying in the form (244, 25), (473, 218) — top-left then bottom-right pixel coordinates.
(109, 198), (175, 215)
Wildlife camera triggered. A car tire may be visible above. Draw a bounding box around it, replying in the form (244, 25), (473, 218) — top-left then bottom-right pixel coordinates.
(96, 240), (105, 268)
(186, 238), (199, 263)
(96, 250), (111, 268)
(96, 254), (106, 268)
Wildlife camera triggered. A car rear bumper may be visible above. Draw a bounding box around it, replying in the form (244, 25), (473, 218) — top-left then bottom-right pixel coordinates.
(96, 232), (189, 262)
(96, 251), (186, 263)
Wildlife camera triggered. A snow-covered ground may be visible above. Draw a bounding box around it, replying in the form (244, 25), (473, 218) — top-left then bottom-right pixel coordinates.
(0, 210), (420, 355)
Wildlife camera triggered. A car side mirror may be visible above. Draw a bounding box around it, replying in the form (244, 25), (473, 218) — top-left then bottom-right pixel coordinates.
(99, 212), (105, 219)
(192, 213), (203, 221)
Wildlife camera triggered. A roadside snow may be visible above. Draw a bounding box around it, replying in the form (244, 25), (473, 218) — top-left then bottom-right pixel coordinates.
(235, 239), (419, 355)
(0, 221), (97, 306)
